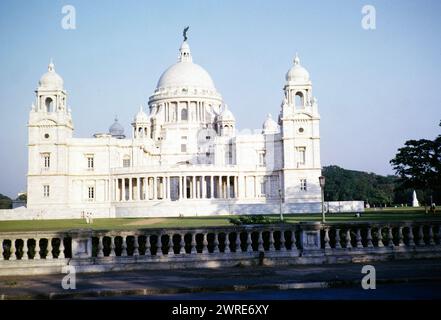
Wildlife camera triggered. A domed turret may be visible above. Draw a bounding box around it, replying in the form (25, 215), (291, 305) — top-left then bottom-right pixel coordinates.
(132, 106), (150, 139)
(134, 106), (149, 123)
(286, 54), (310, 83)
(109, 117), (125, 139)
(217, 104), (235, 122)
(216, 105), (235, 136)
(39, 60), (64, 90)
(262, 114), (279, 134)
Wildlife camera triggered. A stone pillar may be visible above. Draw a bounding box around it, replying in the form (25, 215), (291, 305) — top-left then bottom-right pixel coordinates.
(183, 176), (187, 199)
(226, 176), (230, 199)
(128, 177), (133, 201)
(254, 176), (258, 198)
(163, 177), (166, 199)
(71, 230), (93, 259)
(299, 222), (323, 256)
(233, 176), (238, 198)
(122, 178), (126, 201)
(153, 176), (157, 200)
(202, 176), (207, 199)
(166, 176), (170, 200)
(179, 176), (183, 199)
(192, 176), (197, 199)
(218, 176), (222, 199)
(210, 176), (214, 198)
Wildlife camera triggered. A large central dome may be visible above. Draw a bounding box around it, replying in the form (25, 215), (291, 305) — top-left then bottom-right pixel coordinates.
(155, 41), (217, 92)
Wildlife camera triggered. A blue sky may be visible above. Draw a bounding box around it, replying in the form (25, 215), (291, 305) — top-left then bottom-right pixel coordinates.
(0, 0), (440, 198)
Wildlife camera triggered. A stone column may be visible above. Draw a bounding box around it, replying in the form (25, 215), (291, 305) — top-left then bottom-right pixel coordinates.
(163, 177), (167, 199)
(122, 178), (126, 201)
(218, 176), (222, 199)
(226, 176), (230, 199)
(146, 177), (150, 200)
(202, 176), (207, 199)
(166, 176), (170, 200)
(210, 176), (214, 198)
(192, 176), (197, 199)
(153, 176), (157, 200)
(233, 176), (238, 199)
(183, 176), (187, 199)
(254, 176), (258, 198)
(128, 177), (133, 201)
(179, 176), (183, 199)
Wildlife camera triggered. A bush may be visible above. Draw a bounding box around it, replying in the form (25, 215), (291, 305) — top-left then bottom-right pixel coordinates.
(228, 215), (273, 225)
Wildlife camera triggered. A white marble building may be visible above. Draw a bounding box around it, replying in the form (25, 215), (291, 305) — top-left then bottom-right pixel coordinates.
(25, 37), (322, 218)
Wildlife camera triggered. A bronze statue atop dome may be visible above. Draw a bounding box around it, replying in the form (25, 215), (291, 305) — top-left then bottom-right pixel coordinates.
(183, 26), (189, 41)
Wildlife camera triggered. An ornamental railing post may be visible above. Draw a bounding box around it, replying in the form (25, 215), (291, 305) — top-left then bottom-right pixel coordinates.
(71, 230), (93, 259)
(299, 222), (323, 256)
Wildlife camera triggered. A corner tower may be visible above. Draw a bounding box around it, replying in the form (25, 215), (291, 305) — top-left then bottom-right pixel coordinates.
(280, 55), (321, 206)
(27, 61), (73, 208)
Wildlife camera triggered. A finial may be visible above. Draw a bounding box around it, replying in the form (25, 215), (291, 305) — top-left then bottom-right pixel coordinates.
(183, 26), (189, 42)
(294, 53), (300, 65)
(267, 113), (272, 119)
(114, 115), (118, 122)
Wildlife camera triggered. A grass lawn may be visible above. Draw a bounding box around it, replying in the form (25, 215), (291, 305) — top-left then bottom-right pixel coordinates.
(0, 207), (440, 233)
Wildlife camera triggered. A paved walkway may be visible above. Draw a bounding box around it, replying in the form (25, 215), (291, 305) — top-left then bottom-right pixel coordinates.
(1, 259), (441, 299)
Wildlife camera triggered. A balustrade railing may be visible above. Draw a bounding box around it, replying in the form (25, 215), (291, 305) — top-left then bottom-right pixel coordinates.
(0, 221), (440, 264)
(88, 227), (299, 258)
(0, 233), (72, 261)
(321, 222), (441, 251)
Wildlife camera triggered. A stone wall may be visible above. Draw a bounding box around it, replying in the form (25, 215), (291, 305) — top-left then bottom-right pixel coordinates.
(325, 201), (365, 213)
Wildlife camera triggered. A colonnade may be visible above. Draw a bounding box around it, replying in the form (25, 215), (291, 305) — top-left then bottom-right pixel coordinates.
(112, 175), (239, 202)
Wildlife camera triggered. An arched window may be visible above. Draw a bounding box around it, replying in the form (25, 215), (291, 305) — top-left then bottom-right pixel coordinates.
(181, 108), (188, 121)
(45, 97), (53, 112)
(295, 92), (304, 107)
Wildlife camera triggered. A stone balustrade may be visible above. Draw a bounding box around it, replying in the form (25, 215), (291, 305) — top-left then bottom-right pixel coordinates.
(0, 221), (440, 275)
(0, 232), (71, 261)
(88, 226), (299, 258)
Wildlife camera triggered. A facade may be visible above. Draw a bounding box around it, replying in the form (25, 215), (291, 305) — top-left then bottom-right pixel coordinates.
(25, 38), (322, 218)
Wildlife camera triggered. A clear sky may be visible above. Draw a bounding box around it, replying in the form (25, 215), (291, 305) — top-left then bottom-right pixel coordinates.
(0, 0), (440, 198)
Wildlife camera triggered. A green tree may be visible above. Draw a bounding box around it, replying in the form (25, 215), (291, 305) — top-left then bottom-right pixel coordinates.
(322, 166), (396, 206)
(390, 121), (441, 211)
(0, 193), (12, 209)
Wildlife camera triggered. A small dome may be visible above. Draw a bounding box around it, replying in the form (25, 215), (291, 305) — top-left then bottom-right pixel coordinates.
(109, 117), (125, 139)
(39, 61), (64, 89)
(286, 54), (310, 83)
(156, 41), (217, 92)
(217, 105), (235, 122)
(262, 114), (279, 134)
(134, 106), (149, 123)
